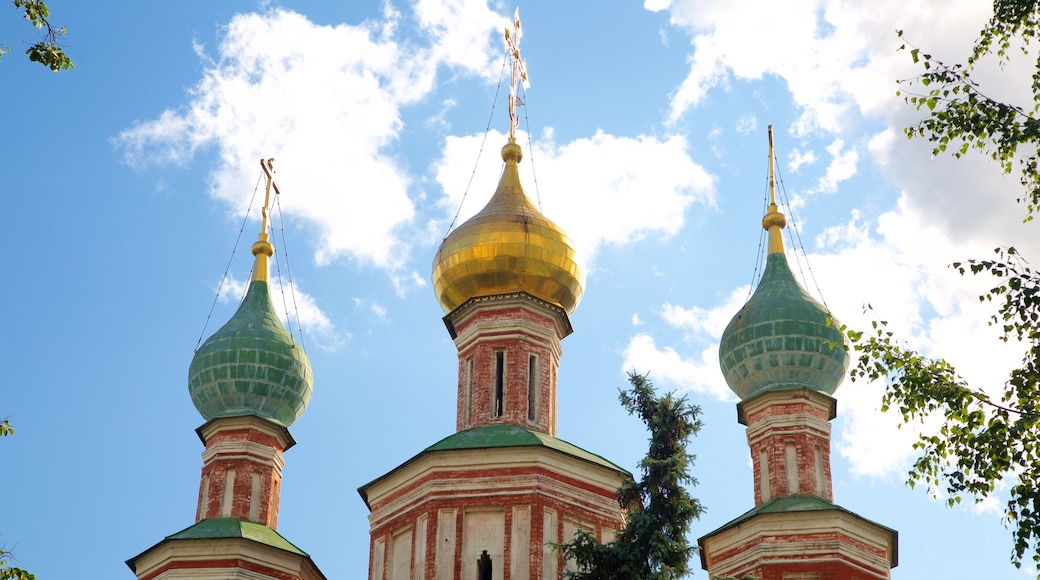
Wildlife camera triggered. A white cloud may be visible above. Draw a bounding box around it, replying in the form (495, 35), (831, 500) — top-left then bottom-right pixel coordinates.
(369, 302), (388, 321)
(660, 286), (748, 336)
(621, 333), (733, 401)
(735, 115), (757, 135)
(433, 129), (715, 264)
(426, 98), (457, 130)
(117, 6), (505, 272)
(655, 0), (1037, 246)
(812, 138), (857, 193)
(622, 287), (748, 401)
(413, 0), (509, 77)
(644, 0), (672, 11)
(659, 0), (993, 131)
(787, 148), (816, 173)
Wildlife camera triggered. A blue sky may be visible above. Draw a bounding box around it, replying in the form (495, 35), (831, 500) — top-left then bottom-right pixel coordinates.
(3, 1), (1037, 578)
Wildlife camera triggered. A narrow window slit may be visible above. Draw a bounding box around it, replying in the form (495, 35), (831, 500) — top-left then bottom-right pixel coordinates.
(494, 352), (504, 417)
(477, 550), (492, 580)
(528, 354), (538, 422)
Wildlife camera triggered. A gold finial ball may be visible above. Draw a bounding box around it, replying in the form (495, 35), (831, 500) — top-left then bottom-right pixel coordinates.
(252, 239), (274, 257)
(502, 140), (523, 164)
(762, 210), (787, 231)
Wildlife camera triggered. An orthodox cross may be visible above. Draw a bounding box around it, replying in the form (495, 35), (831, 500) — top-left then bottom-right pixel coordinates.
(504, 8), (529, 140)
(259, 157), (282, 235)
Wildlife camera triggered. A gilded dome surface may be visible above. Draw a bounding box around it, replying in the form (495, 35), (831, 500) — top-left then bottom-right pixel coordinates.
(188, 277), (313, 427)
(432, 140), (585, 314)
(718, 252), (848, 400)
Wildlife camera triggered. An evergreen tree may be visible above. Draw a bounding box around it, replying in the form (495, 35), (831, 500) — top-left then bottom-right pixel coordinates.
(557, 372), (703, 579)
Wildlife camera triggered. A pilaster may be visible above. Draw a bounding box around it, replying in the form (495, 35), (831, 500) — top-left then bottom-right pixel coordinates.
(444, 293), (571, 436)
(194, 415), (295, 528)
(737, 388), (836, 505)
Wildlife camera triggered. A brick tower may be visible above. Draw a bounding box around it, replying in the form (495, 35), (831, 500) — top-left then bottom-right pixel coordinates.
(359, 135), (628, 580)
(697, 128), (897, 580)
(127, 160), (326, 580)
(360, 17), (627, 579)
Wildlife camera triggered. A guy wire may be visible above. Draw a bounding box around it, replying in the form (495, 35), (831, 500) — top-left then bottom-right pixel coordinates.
(195, 171), (263, 352)
(444, 59), (508, 238)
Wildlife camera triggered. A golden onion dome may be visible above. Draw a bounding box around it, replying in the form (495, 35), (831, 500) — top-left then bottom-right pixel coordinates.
(432, 139), (586, 314)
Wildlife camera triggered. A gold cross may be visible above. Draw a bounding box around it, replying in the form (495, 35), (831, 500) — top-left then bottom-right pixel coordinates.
(503, 8), (529, 140)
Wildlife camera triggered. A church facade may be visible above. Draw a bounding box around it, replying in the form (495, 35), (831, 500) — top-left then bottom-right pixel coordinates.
(124, 20), (896, 576)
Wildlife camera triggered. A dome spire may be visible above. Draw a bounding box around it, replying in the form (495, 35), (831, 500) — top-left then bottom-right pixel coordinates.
(717, 127), (848, 401)
(763, 125), (787, 255)
(250, 158), (279, 283)
(188, 158), (313, 427)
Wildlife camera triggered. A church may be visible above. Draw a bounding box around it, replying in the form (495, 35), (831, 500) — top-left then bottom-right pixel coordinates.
(125, 17), (897, 580)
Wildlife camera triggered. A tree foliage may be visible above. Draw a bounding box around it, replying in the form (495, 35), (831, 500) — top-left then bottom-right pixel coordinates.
(847, 247), (1040, 569)
(849, 1), (1040, 572)
(2, 1), (73, 72)
(556, 373), (703, 580)
(897, 0), (1040, 219)
(0, 421), (35, 580)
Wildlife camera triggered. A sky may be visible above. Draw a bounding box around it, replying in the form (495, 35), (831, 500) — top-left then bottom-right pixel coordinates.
(2, 0), (1038, 578)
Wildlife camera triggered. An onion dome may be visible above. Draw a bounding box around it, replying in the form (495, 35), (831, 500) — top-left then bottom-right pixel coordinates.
(432, 139), (586, 314)
(718, 202), (848, 401)
(188, 234), (313, 427)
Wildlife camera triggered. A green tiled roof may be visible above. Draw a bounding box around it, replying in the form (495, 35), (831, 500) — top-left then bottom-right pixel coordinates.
(718, 253), (848, 400)
(164, 518), (308, 555)
(359, 424), (629, 508)
(188, 280), (313, 427)
(125, 518), (322, 575)
(426, 424), (627, 473)
(698, 495), (898, 557)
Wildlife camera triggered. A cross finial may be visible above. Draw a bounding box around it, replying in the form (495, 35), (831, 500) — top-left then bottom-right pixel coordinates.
(503, 8), (529, 140)
(251, 158), (282, 282)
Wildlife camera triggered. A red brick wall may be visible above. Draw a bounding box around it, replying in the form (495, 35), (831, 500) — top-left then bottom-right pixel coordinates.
(453, 303), (563, 435)
(367, 465), (623, 580)
(196, 426), (286, 528)
(746, 400), (833, 504)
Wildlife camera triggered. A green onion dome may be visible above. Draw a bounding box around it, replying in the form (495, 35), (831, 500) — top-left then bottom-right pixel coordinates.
(718, 207), (848, 401)
(188, 237), (313, 427)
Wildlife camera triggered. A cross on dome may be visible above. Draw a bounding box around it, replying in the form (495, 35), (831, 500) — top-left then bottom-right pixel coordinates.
(504, 8), (529, 140)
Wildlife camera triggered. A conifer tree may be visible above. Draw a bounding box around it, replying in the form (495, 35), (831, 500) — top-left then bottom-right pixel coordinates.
(556, 373), (703, 579)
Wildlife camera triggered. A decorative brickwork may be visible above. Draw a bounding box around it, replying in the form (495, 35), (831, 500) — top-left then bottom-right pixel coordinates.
(699, 389), (897, 579)
(738, 389), (836, 505)
(361, 445), (625, 580)
(362, 289), (626, 579)
(194, 416), (293, 527)
(446, 294), (567, 435)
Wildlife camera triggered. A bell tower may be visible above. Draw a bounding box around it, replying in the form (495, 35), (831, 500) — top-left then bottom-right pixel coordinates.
(359, 12), (628, 580)
(127, 159), (326, 580)
(698, 128), (898, 580)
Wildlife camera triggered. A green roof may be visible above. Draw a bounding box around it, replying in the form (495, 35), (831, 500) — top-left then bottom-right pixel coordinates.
(164, 518), (308, 555)
(718, 252), (849, 400)
(188, 280), (313, 427)
(126, 518), (318, 574)
(426, 424), (627, 473)
(699, 494), (897, 544)
(359, 424), (629, 508)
